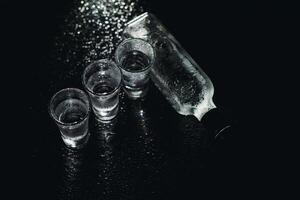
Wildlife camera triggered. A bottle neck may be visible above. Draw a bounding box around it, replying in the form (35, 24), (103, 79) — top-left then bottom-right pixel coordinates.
(201, 107), (235, 139)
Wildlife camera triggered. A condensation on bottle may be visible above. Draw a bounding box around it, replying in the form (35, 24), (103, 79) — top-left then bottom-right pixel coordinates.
(123, 12), (216, 121)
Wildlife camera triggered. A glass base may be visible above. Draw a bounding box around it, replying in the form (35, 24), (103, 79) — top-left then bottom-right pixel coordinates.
(124, 85), (149, 99)
(93, 104), (119, 121)
(61, 131), (90, 149)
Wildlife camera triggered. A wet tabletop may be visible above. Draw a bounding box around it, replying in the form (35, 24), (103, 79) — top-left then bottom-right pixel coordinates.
(2, 0), (250, 199)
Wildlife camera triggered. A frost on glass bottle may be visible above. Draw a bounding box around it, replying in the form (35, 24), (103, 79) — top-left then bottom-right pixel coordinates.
(123, 12), (216, 121)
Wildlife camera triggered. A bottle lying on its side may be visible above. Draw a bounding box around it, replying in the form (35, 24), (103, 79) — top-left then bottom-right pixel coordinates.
(123, 12), (216, 121)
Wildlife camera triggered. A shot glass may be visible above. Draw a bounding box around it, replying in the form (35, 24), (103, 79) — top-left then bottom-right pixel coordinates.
(115, 38), (155, 99)
(82, 59), (122, 121)
(49, 88), (90, 149)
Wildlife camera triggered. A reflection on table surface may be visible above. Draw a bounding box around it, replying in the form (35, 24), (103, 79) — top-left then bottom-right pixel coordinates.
(56, 93), (217, 199)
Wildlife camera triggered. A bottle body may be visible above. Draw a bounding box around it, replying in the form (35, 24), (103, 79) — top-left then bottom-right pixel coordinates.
(123, 12), (216, 121)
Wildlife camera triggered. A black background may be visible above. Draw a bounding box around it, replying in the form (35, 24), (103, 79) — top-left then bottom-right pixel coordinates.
(1, 0), (268, 199)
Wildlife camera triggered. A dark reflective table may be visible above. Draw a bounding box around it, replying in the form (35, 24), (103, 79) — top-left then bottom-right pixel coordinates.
(2, 0), (251, 199)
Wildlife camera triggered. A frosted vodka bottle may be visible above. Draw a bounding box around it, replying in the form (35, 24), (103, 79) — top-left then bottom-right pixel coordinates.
(123, 12), (216, 121)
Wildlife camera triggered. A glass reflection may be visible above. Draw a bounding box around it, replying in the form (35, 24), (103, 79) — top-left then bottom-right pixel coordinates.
(90, 98), (167, 199)
(128, 99), (166, 197)
(58, 145), (85, 200)
(93, 117), (119, 200)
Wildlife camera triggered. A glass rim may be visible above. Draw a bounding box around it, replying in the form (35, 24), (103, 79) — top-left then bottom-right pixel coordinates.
(115, 38), (156, 73)
(49, 88), (90, 126)
(82, 59), (122, 97)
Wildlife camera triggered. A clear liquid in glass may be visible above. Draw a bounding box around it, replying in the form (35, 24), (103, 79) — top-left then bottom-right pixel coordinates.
(121, 50), (150, 72)
(86, 74), (119, 120)
(55, 98), (89, 147)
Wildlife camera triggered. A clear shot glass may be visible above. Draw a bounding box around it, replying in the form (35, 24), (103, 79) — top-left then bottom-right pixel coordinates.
(49, 88), (90, 149)
(115, 38), (155, 99)
(82, 59), (122, 121)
